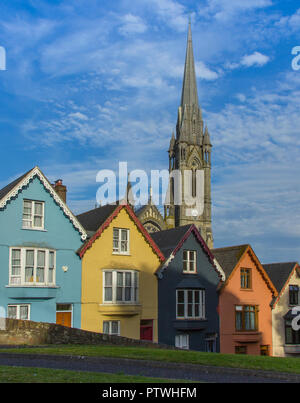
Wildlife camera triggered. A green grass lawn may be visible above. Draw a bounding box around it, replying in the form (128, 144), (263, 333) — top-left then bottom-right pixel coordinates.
(0, 365), (191, 383)
(1, 345), (300, 375)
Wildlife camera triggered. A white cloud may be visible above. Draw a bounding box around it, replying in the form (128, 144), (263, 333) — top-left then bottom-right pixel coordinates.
(199, 0), (273, 21)
(241, 51), (270, 67)
(119, 14), (148, 36)
(225, 52), (270, 70)
(276, 8), (300, 33)
(196, 61), (220, 80)
(145, 0), (189, 32)
(69, 112), (89, 121)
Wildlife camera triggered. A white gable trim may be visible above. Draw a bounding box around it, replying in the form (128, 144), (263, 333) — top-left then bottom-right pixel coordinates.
(0, 166), (87, 241)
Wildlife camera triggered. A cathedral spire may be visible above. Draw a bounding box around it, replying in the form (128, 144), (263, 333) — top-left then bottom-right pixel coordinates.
(180, 21), (199, 108)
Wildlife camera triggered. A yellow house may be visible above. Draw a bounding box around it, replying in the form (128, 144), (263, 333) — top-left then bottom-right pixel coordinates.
(77, 204), (165, 342)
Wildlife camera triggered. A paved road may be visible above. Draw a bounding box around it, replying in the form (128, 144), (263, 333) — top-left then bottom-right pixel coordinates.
(0, 352), (299, 383)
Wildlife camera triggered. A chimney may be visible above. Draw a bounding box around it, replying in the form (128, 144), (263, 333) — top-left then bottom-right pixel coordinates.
(53, 179), (67, 203)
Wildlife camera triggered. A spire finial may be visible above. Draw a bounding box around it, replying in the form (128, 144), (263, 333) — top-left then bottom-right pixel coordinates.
(180, 19), (199, 108)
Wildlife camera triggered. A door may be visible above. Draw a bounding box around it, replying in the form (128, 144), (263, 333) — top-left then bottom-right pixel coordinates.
(140, 320), (153, 341)
(56, 304), (72, 327)
(56, 312), (72, 327)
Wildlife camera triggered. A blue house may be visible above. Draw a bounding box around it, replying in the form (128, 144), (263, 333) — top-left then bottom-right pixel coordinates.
(151, 225), (225, 352)
(0, 166), (87, 328)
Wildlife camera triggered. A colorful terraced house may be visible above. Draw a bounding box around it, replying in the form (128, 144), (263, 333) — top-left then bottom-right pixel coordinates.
(264, 261), (300, 357)
(213, 244), (278, 356)
(151, 225), (225, 351)
(77, 203), (164, 341)
(0, 166), (87, 328)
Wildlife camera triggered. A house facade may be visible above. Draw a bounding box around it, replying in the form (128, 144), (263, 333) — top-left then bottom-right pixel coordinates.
(264, 262), (300, 357)
(0, 166), (87, 328)
(151, 225), (225, 351)
(213, 245), (277, 356)
(77, 204), (164, 341)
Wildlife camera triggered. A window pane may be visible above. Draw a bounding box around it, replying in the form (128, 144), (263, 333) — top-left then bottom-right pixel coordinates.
(37, 251), (45, 267)
(104, 287), (112, 301)
(103, 321), (109, 334)
(117, 272), (123, 286)
(121, 230), (128, 241)
(104, 272), (112, 286)
(116, 287), (123, 301)
(177, 290), (184, 303)
(26, 250), (34, 266)
(34, 202), (43, 215)
(177, 304), (185, 317)
(111, 321), (119, 334)
(34, 216), (42, 227)
(20, 306), (29, 320)
(125, 287), (131, 301)
(49, 252), (54, 268)
(125, 272), (131, 286)
(7, 306), (17, 319)
(236, 311), (242, 330)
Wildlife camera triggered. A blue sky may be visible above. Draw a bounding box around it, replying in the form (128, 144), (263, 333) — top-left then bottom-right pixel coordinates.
(0, 0), (300, 263)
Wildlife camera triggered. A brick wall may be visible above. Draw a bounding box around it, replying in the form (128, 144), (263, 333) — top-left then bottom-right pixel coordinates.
(0, 318), (175, 348)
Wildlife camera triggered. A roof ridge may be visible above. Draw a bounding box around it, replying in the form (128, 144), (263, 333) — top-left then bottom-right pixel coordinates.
(212, 244), (249, 252)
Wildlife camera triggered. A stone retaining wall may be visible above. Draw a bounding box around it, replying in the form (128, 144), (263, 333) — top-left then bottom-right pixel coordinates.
(0, 318), (175, 348)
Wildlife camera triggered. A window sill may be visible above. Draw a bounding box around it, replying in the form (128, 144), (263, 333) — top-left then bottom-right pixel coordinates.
(6, 285), (59, 288)
(21, 228), (47, 232)
(99, 303), (142, 316)
(240, 288), (253, 292)
(112, 252), (130, 256)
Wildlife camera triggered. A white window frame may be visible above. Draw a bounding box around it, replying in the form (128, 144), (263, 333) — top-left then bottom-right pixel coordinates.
(9, 247), (56, 286)
(7, 304), (30, 320)
(22, 200), (45, 230)
(176, 289), (205, 319)
(103, 320), (120, 336)
(103, 270), (139, 304)
(183, 250), (197, 273)
(113, 228), (130, 255)
(175, 334), (189, 349)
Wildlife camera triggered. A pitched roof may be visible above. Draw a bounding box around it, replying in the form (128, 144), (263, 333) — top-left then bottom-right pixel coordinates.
(152, 224), (225, 281)
(77, 203), (165, 262)
(263, 262), (298, 295)
(212, 245), (249, 278)
(151, 225), (192, 259)
(0, 166), (87, 241)
(0, 168), (34, 201)
(76, 204), (117, 232)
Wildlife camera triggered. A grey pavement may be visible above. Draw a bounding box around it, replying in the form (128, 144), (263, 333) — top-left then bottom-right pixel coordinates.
(0, 352), (299, 383)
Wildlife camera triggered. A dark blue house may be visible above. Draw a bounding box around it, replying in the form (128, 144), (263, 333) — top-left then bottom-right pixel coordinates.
(151, 225), (225, 352)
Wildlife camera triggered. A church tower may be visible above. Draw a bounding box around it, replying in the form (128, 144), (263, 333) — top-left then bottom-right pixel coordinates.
(164, 21), (213, 248)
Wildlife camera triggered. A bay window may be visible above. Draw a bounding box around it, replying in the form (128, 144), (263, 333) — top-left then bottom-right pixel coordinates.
(176, 289), (205, 319)
(9, 248), (56, 286)
(103, 270), (138, 304)
(235, 305), (258, 331)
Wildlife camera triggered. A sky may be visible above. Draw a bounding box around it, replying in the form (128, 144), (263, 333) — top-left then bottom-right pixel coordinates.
(0, 0), (300, 264)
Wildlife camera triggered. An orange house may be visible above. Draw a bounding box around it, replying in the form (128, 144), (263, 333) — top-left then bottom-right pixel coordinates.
(213, 245), (277, 356)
